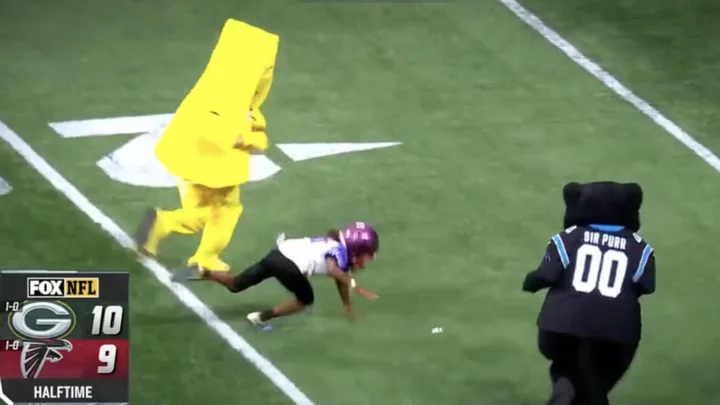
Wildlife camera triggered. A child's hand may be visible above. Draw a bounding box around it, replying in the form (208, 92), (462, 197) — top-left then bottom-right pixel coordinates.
(355, 287), (379, 301)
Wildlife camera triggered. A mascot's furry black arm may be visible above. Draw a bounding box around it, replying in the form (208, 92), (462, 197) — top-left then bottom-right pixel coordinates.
(523, 182), (585, 293)
(523, 242), (564, 293)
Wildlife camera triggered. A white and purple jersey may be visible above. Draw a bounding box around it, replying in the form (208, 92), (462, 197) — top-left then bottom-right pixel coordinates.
(277, 234), (350, 277)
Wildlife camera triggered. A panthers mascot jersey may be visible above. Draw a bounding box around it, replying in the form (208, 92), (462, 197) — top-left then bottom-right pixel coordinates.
(524, 224), (655, 343)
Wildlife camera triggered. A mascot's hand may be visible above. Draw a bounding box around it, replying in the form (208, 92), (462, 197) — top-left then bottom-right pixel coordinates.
(233, 135), (252, 152)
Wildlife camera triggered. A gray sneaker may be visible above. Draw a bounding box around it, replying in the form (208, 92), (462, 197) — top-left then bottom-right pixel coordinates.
(171, 265), (204, 283)
(134, 208), (158, 256)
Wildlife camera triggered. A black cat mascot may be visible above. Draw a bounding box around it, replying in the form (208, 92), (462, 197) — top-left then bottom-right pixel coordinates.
(523, 182), (656, 405)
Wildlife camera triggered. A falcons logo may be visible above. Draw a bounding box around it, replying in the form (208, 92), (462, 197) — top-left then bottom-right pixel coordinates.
(20, 339), (73, 379)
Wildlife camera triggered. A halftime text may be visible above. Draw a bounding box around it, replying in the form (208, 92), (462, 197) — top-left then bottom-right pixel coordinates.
(34, 385), (93, 400)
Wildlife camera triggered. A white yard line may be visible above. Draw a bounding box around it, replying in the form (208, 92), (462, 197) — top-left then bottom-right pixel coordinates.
(500, 0), (720, 173)
(0, 121), (315, 405)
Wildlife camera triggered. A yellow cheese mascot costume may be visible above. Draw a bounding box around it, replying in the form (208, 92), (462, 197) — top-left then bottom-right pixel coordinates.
(134, 19), (279, 273)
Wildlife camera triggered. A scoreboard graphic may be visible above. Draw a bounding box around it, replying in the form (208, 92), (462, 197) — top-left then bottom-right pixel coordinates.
(0, 271), (129, 405)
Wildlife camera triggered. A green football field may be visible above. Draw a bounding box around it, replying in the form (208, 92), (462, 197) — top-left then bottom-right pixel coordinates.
(1, 0), (719, 404)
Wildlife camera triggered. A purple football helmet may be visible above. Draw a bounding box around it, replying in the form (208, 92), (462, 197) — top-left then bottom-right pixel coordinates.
(342, 221), (379, 256)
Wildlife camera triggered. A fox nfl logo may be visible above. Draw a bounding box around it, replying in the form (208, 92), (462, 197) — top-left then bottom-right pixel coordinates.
(27, 277), (100, 298)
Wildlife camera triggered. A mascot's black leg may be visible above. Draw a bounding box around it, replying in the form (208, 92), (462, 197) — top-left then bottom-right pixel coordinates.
(576, 338), (611, 405)
(539, 330), (578, 405)
(547, 377), (575, 405)
(596, 340), (638, 395)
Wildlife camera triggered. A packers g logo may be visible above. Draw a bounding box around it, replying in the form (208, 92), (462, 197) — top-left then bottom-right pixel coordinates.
(8, 301), (76, 379)
(8, 301), (76, 340)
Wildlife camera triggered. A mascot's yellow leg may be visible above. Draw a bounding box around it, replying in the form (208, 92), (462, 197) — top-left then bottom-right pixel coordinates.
(135, 182), (219, 257)
(156, 181), (212, 235)
(187, 185), (243, 272)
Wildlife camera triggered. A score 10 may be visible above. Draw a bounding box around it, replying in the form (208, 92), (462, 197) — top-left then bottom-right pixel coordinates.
(4, 302), (128, 378)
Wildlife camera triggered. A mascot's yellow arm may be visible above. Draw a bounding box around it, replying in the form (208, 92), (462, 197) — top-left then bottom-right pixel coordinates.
(245, 65), (275, 151)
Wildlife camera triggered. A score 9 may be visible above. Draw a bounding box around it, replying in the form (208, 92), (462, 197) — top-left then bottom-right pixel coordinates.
(97, 344), (117, 374)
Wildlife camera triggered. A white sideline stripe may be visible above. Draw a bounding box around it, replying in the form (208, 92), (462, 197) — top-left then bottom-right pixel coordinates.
(500, 0), (720, 173)
(0, 121), (315, 405)
(0, 377), (14, 405)
(49, 114), (174, 138)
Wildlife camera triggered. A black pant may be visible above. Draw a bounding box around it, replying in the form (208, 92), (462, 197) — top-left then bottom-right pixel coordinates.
(538, 330), (638, 405)
(231, 249), (315, 305)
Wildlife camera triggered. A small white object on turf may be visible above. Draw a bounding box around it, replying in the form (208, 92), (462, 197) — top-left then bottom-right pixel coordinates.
(247, 312), (265, 326)
(431, 327), (443, 334)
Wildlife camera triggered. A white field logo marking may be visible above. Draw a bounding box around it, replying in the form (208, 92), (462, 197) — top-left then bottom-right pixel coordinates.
(49, 114), (401, 188)
(0, 175), (11, 196)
